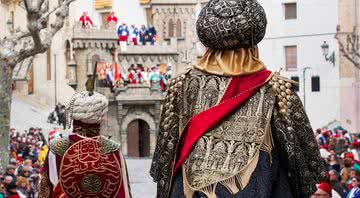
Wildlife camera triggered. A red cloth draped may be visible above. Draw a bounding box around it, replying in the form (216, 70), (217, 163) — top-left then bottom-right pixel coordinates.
(174, 69), (272, 172)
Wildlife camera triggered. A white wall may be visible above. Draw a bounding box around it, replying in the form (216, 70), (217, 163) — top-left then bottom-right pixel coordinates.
(70, 0), (147, 27)
(257, 0), (340, 129)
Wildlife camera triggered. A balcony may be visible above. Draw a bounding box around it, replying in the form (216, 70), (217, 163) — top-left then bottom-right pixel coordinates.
(116, 84), (164, 103)
(72, 22), (118, 49)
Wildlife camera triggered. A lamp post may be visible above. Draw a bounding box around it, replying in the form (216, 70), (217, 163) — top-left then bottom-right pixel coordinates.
(6, 19), (14, 34)
(67, 59), (78, 90)
(302, 67), (311, 111)
(321, 41), (336, 66)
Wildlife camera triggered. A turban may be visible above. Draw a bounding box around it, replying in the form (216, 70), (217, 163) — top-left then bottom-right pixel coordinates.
(196, 0), (267, 49)
(66, 91), (108, 125)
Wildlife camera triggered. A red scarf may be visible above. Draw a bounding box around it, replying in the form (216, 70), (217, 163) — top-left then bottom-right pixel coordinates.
(174, 69), (272, 172)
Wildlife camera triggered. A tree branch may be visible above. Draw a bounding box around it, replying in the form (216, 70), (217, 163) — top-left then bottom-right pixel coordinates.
(335, 29), (360, 70)
(0, 0), (76, 69)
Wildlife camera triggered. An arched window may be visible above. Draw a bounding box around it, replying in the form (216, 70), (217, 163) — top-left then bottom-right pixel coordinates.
(176, 19), (182, 37)
(168, 19), (174, 38)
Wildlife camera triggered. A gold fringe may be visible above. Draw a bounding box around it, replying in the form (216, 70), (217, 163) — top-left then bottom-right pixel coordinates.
(219, 176), (239, 194)
(183, 166), (195, 198)
(237, 151), (260, 188)
(182, 122), (273, 197)
(201, 184), (217, 198)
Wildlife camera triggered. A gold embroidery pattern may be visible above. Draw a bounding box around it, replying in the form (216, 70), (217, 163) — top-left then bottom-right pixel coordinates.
(60, 138), (122, 198)
(81, 174), (102, 193)
(50, 138), (71, 156)
(150, 69), (231, 198)
(39, 171), (50, 198)
(184, 86), (275, 194)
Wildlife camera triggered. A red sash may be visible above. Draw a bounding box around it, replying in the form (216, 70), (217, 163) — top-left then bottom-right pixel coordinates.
(174, 69), (272, 172)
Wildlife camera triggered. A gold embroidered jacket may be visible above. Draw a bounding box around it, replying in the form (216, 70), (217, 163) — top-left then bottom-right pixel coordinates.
(150, 69), (327, 198)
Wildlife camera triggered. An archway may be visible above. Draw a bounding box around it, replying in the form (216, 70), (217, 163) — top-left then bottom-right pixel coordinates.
(127, 119), (150, 157)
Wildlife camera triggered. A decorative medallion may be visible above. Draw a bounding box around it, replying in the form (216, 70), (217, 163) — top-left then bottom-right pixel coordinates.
(60, 138), (122, 198)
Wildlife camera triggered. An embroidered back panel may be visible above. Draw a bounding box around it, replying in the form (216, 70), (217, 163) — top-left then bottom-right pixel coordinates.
(59, 138), (122, 198)
(184, 85), (275, 191)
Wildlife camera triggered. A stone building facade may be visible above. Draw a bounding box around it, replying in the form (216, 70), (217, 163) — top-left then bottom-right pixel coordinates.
(337, 0), (360, 132)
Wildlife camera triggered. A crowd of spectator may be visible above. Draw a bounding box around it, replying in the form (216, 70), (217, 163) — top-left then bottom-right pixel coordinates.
(0, 128), (49, 198)
(313, 127), (360, 198)
(97, 63), (172, 92)
(80, 11), (157, 46)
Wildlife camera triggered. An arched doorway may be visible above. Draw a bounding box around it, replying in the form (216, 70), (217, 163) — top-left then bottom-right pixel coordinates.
(127, 119), (150, 157)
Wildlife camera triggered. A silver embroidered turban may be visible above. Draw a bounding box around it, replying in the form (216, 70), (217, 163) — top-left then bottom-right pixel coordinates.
(196, 0), (267, 49)
(67, 91), (108, 125)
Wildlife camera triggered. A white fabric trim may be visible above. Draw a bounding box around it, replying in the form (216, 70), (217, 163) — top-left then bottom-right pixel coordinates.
(119, 151), (131, 198)
(49, 151), (59, 189)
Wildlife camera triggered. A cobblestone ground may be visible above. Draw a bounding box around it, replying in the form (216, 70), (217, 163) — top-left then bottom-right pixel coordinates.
(127, 158), (157, 198)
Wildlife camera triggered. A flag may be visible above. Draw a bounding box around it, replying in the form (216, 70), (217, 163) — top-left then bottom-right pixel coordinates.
(106, 64), (114, 82)
(113, 64), (122, 88)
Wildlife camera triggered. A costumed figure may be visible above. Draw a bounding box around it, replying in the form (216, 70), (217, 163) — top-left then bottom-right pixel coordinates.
(136, 68), (144, 84)
(127, 69), (137, 84)
(107, 12), (118, 24)
(147, 26), (157, 45)
(118, 23), (130, 44)
(150, 0), (327, 198)
(149, 67), (165, 92)
(39, 66), (132, 198)
(130, 25), (139, 45)
(79, 12), (93, 28)
(139, 25), (147, 45)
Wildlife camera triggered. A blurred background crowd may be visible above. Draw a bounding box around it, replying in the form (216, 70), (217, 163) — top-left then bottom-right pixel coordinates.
(314, 127), (360, 197)
(0, 127), (51, 198)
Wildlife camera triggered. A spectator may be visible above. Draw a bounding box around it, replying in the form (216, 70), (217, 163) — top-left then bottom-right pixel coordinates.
(4, 166), (16, 183)
(0, 182), (5, 198)
(139, 25), (147, 45)
(329, 169), (345, 196)
(4, 182), (21, 198)
(118, 22), (129, 44)
(348, 176), (360, 198)
(79, 11), (94, 28)
(130, 24), (139, 45)
(312, 182), (332, 198)
(147, 25), (157, 45)
(107, 11), (118, 24)
(16, 177), (29, 197)
(342, 158), (353, 187)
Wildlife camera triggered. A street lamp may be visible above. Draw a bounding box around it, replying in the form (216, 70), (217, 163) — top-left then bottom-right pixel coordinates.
(67, 59), (78, 90)
(321, 41), (336, 66)
(6, 19), (14, 33)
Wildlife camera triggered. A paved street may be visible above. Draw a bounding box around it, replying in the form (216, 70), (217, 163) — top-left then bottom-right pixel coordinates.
(127, 158), (157, 198)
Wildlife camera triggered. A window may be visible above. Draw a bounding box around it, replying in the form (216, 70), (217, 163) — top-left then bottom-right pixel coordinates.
(46, 49), (51, 81)
(311, 76), (320, 92)
(284, 3), (297, 20)
(290, 76), (300, 92)
(168, 19), (175, 37)
(65, 41), (71, 79)
(176, 19), (182, 37)
(285, 46), (297, 70)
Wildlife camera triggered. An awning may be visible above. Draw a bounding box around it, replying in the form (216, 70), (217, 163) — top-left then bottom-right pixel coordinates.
(94, 0), (112, 9)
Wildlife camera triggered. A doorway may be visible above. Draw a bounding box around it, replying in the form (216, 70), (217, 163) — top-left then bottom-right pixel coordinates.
(127, 119), (150, 157)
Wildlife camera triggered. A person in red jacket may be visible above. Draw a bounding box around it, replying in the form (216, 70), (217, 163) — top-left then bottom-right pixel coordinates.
(79, 12), (93, 27)
(107, 11), (118, 24)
